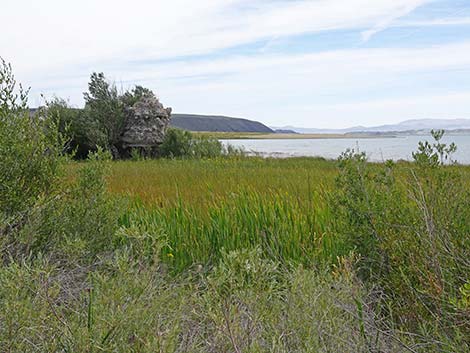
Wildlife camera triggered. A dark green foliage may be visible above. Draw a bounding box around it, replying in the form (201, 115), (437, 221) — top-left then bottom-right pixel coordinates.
(83, 73), (125, 157)
(49, 77), (151, 159)
(0, 59), (64, 220)
(159, 127), (231, 158)
(120, 85), (153, 108)
(16, 150), (124, 261)
(412, 129), (457, 166)
(159, 128), (193, 158)
(191, 136), (225, 158)
(333, 149), (397, 277)
(332, 132), (470, 345)
(46, 98), (100, 158)
(48, 76), (165, 159)
(0, 60), (123, 265)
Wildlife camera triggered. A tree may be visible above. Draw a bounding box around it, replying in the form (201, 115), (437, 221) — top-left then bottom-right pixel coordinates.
(120, 85), (154, 107)
(83, 72), (125, 157)
(46, 98), (101, 158)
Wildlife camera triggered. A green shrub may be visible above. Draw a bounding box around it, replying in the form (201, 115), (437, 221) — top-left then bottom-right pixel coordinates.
(120, 85), (154, 107)
(159, 128), (193, 158)
(412, 129), (457, 166)
(83, 73), (126, 158)
(332, 132), (470, 347)
(16, 149), (124, 262)
(191, 136), (225, 158)
(0, 248), (410, 353)
(0, 58), (64, 223)
(159, 127), (242, 159)
(0, 71), (124, 261)
(46, 98), (103, 158)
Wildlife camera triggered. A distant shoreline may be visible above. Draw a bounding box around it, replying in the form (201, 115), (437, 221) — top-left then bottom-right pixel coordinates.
(195, 131), (470, 140)
(193, 131), (398, 140)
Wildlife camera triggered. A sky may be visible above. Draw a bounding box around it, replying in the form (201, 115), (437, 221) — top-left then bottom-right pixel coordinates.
(1, 0), (470, 128)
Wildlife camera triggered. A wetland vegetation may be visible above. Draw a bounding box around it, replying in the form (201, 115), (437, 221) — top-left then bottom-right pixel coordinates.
(1, 59), (470, 352)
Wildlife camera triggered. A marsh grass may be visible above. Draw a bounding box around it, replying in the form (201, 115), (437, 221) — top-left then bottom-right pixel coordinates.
(3, 58), (470, 352)
(122, 188), (339, 272)
(3, 156), (470, 352)
(106, 157), (336, 206)
(105, 157), (342, 271)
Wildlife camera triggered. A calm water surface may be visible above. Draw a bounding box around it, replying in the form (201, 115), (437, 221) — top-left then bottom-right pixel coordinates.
(221, 135), (470, 164)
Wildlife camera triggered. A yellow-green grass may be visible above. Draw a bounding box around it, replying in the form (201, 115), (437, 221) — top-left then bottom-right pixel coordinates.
(105, 157), (341, 270)
(102, 157), (470, 272)
(107, 156), (337, 207)
(106, 156), (470, 207)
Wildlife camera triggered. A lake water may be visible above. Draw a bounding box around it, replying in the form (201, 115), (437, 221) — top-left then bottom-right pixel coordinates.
(221, 135), (470, 164)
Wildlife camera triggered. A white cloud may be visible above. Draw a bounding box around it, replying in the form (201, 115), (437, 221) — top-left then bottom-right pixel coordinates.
(2, 0), (427, 74)
(361, 0), (430, 41)
(137, 41), (470, 79)
(3, 0), (469, 128)
(397, 17), (470, 27)
(25, 39), (470, 127)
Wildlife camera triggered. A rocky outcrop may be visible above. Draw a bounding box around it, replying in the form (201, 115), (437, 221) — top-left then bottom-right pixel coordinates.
(120, 92), (172, 152)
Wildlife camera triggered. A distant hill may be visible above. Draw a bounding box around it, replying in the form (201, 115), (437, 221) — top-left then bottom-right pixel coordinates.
(274, 129), (298, 134)
(273, 118), (470, 134)
(171, 114), (273, 133)
(31, 109), (273, 133)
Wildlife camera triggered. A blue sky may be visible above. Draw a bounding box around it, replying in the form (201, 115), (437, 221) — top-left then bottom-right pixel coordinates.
(2, 0), (470, 128)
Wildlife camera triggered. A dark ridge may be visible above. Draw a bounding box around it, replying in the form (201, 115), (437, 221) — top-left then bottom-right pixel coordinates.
(170, 114), (273, 133)
(274, 129), (298, 134)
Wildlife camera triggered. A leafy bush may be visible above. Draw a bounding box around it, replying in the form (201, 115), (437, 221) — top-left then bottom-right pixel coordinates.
(158, 128), (193, 158)
(191, 136), (225, 158)
(0, 59), (64, 222)
(120, 85), (154, 107)
(0, 247), (410, 353)
(16, 150), (124, 262)
(0, 60), (124, 265)
(46, 98), (101, 158)
(412, 129), (457, 166)
(46, 76), (168, 159)
(83, 73), (125, 158)
(159, 128), (241, 159)
(332, 132), (470, 347)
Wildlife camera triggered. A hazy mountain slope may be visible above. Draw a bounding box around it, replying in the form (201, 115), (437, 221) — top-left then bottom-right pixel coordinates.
(171, 114), (273, 133)
(273, 119), (470, 134)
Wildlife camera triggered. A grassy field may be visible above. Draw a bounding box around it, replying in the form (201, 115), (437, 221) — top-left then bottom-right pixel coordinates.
(106, 157), (339, 270)
(105, 157), (470, 279)
(3, 155), (470, 351)
(107, 157), (336, 206)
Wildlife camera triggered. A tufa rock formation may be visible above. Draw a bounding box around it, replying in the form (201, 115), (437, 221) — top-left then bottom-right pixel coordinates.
(119, 91), (172, 154)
